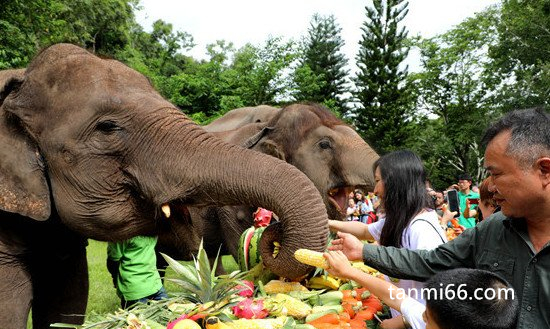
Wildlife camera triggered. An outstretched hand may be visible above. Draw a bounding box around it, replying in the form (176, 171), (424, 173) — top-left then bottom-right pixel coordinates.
(324, 250), (354, 279)
(327, 231), (364, 261)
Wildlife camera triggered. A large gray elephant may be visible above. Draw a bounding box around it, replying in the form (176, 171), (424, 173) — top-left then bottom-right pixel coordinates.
(0, 44), (329, 329)
(158, 103), (379, 271)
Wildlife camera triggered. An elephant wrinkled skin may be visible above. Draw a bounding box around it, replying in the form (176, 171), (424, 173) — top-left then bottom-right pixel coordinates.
(0, 44), (329, 329)
(158, 103), (379, 272)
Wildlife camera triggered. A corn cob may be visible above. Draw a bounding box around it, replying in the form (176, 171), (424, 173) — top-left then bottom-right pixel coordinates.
(318, 290), (344, 306)
(225, 317), (287, 329)
(263, 279), (308, 294)
(273, 293), (312, 319)
(294, 249), (329, 269)
(307, 275), (341, 290)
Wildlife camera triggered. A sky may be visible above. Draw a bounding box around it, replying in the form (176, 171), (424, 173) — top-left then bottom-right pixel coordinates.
(135, 0), (500, 72)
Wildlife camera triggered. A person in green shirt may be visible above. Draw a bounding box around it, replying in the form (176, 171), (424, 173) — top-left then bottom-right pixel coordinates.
(107, 235), (168, 308)
(329, 108), (550, 329)
(455, 173), (480, 228)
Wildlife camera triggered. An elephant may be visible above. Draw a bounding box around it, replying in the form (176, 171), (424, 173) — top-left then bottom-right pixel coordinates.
(204, 105), (279, 132)
(157, 102), (379, 272)
(0, 44), (330, 329)
(0, 68), (25, 86)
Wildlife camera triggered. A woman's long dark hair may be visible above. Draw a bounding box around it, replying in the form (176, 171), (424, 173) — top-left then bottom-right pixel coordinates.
(375, 150), (431, 248)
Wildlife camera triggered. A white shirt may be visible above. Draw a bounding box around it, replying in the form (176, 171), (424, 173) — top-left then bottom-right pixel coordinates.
(368, 209), (447, 317)
(401, 297), (427, 329)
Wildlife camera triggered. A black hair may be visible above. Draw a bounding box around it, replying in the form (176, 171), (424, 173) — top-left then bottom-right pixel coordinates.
(373, 150), (431, 248)
(425, 268), (518, 329)
(457, 173), (472, 181)
(482, 108), (550, 168)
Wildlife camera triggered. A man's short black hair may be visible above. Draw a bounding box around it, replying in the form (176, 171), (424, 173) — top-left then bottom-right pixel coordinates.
(457, 173), (472, 181)
(482, 108), (550, 168)
(424, 268), (518, 329)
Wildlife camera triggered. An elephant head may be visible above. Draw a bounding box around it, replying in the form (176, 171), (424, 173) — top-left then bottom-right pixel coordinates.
(0, 44), (328, 279)
(225, 103), (379, 220)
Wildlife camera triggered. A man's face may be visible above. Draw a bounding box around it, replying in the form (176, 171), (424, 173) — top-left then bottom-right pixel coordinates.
(484, 131), (545, 219)
(457, 179), (471, 192)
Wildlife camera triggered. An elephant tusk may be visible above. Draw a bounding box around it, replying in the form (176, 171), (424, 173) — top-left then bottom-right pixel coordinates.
(161, 203), (171, 218)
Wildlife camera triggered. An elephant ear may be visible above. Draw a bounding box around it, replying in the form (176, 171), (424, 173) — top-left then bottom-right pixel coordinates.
(0, 76), (50, 221)
(244, 126), (286, 161)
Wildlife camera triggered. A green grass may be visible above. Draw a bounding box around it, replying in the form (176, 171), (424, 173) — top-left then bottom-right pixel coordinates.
(86, 240), (120, 314)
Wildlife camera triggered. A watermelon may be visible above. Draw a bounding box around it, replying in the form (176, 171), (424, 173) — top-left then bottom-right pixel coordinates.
(237, 226), (266, 271)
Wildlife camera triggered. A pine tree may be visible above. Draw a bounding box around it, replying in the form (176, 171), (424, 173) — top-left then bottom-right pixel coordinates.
(353, 0), (411, 153)
(293, 14), (349, 116)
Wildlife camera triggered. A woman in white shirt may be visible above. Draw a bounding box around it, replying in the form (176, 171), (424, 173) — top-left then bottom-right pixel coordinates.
(329, 150), (447, 329)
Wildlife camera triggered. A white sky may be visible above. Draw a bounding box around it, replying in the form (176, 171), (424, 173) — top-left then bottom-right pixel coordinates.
(135, 0), (500, 72)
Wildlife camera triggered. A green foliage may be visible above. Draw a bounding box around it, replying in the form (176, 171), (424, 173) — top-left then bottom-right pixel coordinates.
(489, 0), (550, 110)
(353, 0), (413, 154)
(293, 14), (350, 115)
(408, 10), (499, 183)
(0, 0), (138, 69)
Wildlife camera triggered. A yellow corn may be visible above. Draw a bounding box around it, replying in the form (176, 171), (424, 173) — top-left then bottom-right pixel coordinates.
(307, 275), (341, 290)
(273, 293), (312, 319)
(226, 317), (286, 329)
(205, 317), (231, 329)
(263, 279), (308, 294)
(294, 249), (328, 269)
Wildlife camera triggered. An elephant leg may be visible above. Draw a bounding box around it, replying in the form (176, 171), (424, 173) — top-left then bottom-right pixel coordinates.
(0, 258), (32, 329)
(31, 245), (88, 329)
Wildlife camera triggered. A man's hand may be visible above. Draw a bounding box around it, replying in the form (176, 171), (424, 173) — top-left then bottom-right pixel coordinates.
(328, 231), (364, 261)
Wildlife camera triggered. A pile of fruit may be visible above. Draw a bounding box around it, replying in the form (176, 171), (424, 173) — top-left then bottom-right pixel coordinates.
(56, 240), (388, 329)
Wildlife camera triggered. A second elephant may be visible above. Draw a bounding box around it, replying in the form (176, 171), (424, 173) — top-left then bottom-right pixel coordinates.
(158, 103), (379, 272)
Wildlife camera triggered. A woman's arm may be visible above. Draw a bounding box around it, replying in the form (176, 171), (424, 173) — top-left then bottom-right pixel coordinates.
(329, 219), (374, 240)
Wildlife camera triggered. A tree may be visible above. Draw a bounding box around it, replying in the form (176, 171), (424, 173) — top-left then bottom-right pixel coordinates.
(0, 0), (139, 69)
(353, 0), (412, 153)
(489, 0), (550, 110)
(230, 37), (297, 106)
(293, 14), (349, 116)
(409, 10), (499, 184)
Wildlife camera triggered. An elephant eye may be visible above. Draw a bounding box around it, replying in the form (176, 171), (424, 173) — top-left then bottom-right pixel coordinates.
(319, 139), (332, 150)
(96, 120), (121, 133)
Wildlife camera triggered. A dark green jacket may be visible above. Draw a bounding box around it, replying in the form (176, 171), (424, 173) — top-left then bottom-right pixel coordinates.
(363, 212), (549, 329)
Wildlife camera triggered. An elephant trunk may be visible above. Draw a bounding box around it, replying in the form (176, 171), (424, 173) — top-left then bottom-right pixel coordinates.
(145, 110), (329, 279)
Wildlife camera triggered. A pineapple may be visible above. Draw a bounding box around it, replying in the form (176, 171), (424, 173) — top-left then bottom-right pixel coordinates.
(161, 240), (249, 315)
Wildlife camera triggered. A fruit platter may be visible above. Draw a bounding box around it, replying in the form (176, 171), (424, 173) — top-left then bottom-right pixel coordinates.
(53, 235), (390, 329)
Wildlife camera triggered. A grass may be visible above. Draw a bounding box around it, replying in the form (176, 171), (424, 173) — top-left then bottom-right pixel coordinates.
(86, 240), (120, 314)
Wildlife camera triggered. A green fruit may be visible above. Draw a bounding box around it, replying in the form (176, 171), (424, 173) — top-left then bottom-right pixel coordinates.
(237, 226), (266, 271)
(248, 226), (265, 269)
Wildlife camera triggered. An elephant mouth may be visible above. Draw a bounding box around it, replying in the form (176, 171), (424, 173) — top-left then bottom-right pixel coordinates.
(327, 186), (356, 214)
(160, 202), (191, 223)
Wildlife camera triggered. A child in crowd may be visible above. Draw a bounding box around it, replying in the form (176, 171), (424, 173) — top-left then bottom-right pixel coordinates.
(324, 250), (518, 329)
